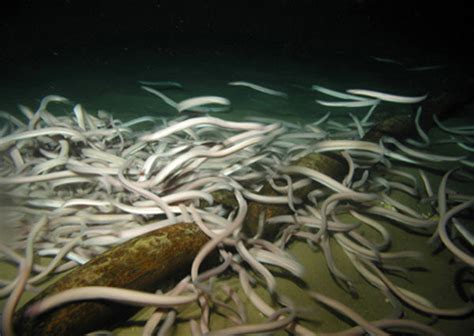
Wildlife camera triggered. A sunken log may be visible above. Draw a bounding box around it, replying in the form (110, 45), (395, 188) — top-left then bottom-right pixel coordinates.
(13, 79), (474, 335)
(364, 78), (474, 142)
(246, 78), (474, 237)
(13, 223), (209, 336)
(243, 152), (348, 238)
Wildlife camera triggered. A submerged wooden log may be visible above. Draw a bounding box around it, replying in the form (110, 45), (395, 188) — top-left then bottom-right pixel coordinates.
(14, 223), (209, 336)
(212, 153), (348, 238)
(13, 81), (474, 335)
(12, 154), (348, 335)
(364, 79), (474, 143)
(244, 152), (348, 238)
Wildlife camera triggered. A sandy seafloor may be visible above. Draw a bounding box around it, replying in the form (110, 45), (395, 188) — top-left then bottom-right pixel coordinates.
(1, 44), (474, 335)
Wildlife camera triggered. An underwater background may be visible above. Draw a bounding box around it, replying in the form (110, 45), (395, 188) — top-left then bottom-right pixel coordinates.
(1, 1), (474, 335)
